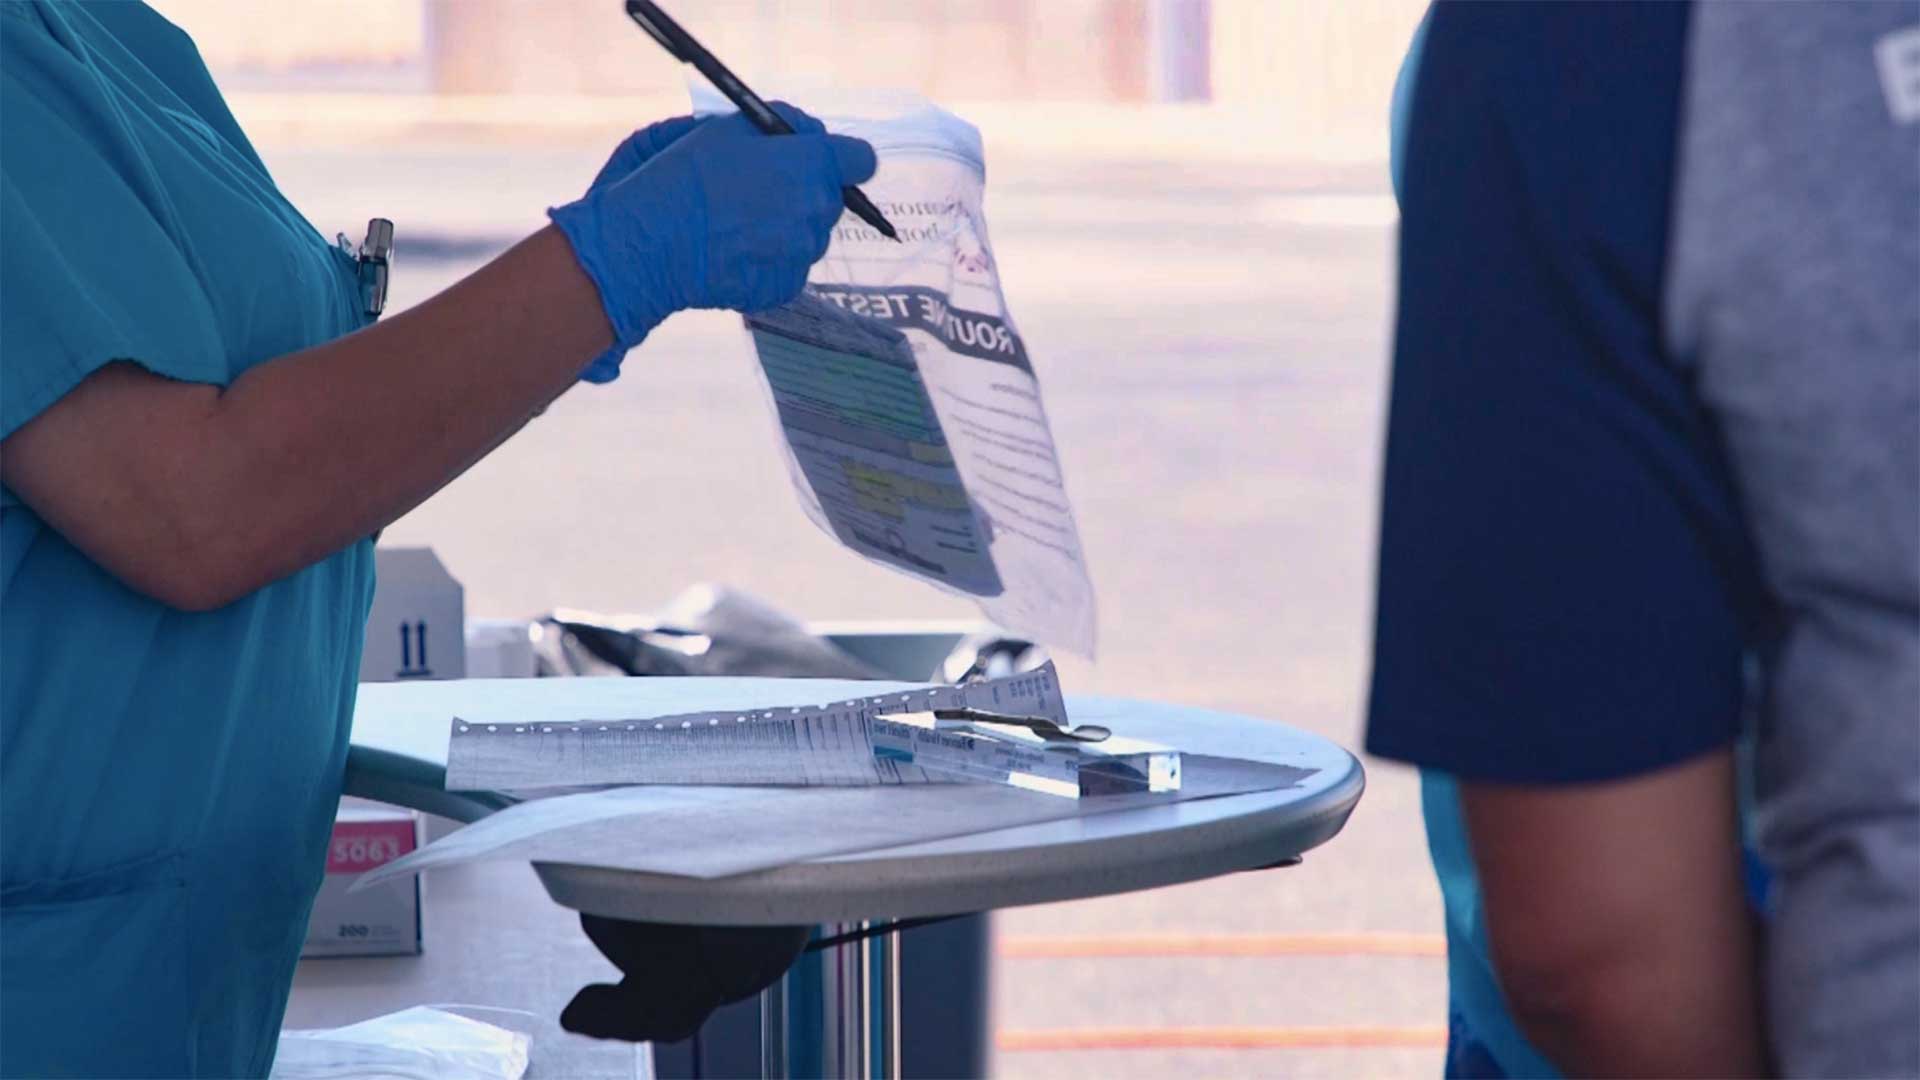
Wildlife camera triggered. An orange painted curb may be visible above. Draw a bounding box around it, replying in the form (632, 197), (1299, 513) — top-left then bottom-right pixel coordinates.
(997, 932), (1446, 959)
(996, 1025), (1448, 1051)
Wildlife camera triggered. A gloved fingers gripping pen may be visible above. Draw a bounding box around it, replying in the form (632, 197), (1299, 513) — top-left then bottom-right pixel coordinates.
(550, 103), (872, 385)
(587, 105), (829, 197)
(586, 114), (703, 195)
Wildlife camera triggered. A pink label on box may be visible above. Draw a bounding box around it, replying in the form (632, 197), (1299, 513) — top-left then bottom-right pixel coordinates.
(326, 819), (416, 874)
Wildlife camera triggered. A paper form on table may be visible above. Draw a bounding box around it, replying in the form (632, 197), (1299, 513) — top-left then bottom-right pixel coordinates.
(356, 752), (1313, 884)
(443, 660), (1075, 793)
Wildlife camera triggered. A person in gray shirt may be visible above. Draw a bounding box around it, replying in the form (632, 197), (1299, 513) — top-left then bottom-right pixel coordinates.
(1369, 3), (1918, 1074)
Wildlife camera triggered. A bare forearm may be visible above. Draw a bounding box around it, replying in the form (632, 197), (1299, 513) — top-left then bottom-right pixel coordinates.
(1462, 752), (1769, 1078)
(1507, 920), (1767, 1076)
(33, 225), (617, 609)
(4, 109), (867, 611)
(198, 225), (609, 588)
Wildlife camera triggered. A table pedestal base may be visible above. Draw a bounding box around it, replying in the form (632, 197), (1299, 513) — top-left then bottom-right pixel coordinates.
(761, 923), (901, 1079)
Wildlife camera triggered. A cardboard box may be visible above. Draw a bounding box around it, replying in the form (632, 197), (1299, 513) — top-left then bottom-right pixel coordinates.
(466, 617), (538, 679)
(303, 805), (423, 957)
(300, 546), (463, 958)
(360, 547), (465, 683)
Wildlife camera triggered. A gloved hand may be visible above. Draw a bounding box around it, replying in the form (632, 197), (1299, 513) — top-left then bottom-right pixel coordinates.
(561, 914), (811, 1043)
(570, 115), (705, 382)
(588, 115), (704, 195)
(551, 104), (876, 384)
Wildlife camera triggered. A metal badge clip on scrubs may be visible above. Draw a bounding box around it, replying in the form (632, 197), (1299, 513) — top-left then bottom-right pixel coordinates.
(336, 217), (394, 320)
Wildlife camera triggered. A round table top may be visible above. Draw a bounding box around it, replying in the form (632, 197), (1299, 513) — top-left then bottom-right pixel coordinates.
(347, 676), (1364, 925)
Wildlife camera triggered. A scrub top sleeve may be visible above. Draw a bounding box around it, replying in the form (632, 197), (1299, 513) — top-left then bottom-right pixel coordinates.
(77, 1), (273, 177)
(1364, 2), (1763, 785)
(0, 15), (224, 443)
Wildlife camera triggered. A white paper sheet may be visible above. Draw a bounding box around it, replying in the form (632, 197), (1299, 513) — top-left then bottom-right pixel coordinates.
(732, 95), (1099, 655)
(749, 298), (1006, 598)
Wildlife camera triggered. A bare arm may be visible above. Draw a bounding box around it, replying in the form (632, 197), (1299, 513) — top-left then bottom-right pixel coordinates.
(0, 226), (610, 610)
(1461, 749), (1768, 1077)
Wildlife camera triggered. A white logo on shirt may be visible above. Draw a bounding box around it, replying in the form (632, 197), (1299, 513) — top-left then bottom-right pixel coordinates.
(1875, 25), (1920, 124)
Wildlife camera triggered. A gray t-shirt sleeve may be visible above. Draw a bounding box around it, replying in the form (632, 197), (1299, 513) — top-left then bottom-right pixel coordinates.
(1665, 4), (1920, 1076)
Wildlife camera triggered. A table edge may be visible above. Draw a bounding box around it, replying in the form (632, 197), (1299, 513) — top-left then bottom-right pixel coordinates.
(529, 758), (1365, 925)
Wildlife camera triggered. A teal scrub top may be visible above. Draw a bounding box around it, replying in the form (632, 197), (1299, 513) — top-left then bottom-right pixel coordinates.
(0, 3), (374, 1076)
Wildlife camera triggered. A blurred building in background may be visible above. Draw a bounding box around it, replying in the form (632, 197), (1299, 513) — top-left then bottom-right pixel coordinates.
(426, 0), (1172, 103)
(155, 0), (425, 88)
(154, 0), (1423, 148)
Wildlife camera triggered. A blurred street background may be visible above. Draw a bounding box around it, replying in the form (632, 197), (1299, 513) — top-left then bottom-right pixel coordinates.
(153, 1), (1438, 1074)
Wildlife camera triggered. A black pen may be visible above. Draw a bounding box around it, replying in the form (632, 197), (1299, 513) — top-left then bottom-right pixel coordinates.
(625, 0), (901, 242)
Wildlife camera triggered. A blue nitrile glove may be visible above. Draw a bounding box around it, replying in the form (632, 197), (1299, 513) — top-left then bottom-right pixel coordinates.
(550, 104), (876, 384)
(589, 115), (704, 194)
(572, 115), (705, 383)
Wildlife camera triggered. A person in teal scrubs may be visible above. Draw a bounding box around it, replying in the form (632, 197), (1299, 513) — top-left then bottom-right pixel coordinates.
(0, 3), (873, 1075)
